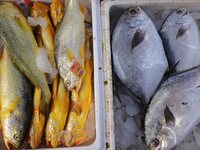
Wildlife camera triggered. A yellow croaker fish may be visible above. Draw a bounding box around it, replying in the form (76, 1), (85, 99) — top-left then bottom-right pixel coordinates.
(50, 0), (64, 27)
(0, 47), (33, 150)
(28, 2), (56, 148)
(55, 0), (85, 91)
(0, 2), (51, 111)
(68, 1), (86, 116)
(62, 27), (93, 146)
(31, 2), (56, 69)
(28, 28), (45, 148)
(46, 79), (70, 148)
(45, 0), (70, 148)
(0, 44), (2, 130)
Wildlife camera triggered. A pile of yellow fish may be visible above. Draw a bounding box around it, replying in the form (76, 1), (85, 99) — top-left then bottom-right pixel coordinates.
(0, 0), (94, 149)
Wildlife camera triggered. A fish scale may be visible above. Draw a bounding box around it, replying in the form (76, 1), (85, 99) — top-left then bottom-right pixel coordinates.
(0, 47), (33, 149)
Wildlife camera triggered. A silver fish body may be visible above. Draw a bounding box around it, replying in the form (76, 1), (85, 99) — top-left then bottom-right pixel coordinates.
(160, 8), (200, 72)
(0, 48), (33, 149)
(145, 66), (200, 150)
(112, 7), (168, 103)
(55, 0), (85, 90)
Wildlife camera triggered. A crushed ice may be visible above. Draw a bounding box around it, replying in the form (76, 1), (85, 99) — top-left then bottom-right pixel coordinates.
(47, 68), (58, 84)
(113, 80), (146, 150)
(36, 47), (53, 73)
(27, 16), (47, 28)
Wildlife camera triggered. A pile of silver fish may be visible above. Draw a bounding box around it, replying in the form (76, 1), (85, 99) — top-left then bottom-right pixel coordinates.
(112, 7), (200, 150)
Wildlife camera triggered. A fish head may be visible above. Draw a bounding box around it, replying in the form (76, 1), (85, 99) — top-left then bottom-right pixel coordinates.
(170, 8), (192, 25)
(146, 105), (176, 150)
(148, 126), (176, 150)
(121, 7), (147, 28)
(2, 117), (24, 149)
(145, 104), (177, 150)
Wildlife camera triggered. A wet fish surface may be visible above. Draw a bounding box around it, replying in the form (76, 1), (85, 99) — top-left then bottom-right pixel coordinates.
(145, 66), (200, 150)
(160, 8), (200, 72)
(55, 0), (85, 91)
(0, 2), (51, 107)
(112, 7), (168, 104)
(0, 48), (33, 149)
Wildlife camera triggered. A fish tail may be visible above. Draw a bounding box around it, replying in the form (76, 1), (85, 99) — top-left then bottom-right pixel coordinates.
(50, 0), (64, 27)
(4, 138), (13, 150)
(45, 77), (70, 148)
(28, 87), (46, 148)
(71, 89), (82, 115)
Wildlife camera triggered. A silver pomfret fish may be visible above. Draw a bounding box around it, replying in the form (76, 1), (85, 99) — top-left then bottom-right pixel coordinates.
(112, 7), (168, 103)
(145, 66), (200, 150)
(160, 8), (200, 72)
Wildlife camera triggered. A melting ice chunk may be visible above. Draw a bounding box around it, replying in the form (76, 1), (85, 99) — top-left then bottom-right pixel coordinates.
(123, 117), (138, 134)
(125, 103), (140, 117)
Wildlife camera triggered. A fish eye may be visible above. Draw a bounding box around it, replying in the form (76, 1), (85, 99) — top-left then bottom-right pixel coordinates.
(129, 7), (140, 15)
(14, 134), (20, 142)
(151, 138), (160, 147)
(176, 8), (186, 14)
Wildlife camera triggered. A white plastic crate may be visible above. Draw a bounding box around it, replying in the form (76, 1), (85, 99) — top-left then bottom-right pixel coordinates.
(101, 0), (200, 149)
(0, 0), (106, 149)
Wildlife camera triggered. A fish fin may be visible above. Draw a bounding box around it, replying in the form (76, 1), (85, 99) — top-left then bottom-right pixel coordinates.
(164, 106), (175, 127)
(131, 28), (145, 49)
(171, 60), (180, 71)
(71, 101), (82, 115)
(165, 60), (180, 76)
(5, 141), (12, 150)
(176, 25), (188, 40)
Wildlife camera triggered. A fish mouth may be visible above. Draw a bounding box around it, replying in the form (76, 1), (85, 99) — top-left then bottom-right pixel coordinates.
(128, 7), (140, 15)
(148, 138), (161, 150)
(176, 8), (187, 15)
(148, 144), (161, 150)
(4, 138), (21, 150)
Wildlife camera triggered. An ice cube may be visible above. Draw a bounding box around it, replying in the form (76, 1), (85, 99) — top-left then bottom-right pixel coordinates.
(47, 68), (58, 84)
(36, 47), (53, 73)
(121, 128), (137, 147)
(123, 117), (138, 134)
(115, 123), (122, 140)
(119, 94), (134, 106)
(115, 124), (125, 150)
(134, 114), (142, 129)
(132, 137), (146, 150)
(193, 126), (200, 148)
(113, 96), (122, 110)
(114, 107), (126, 124)
(37, 16), (47, 28)
(125, 103), (140, 117)
(27, 17), (38, 26)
